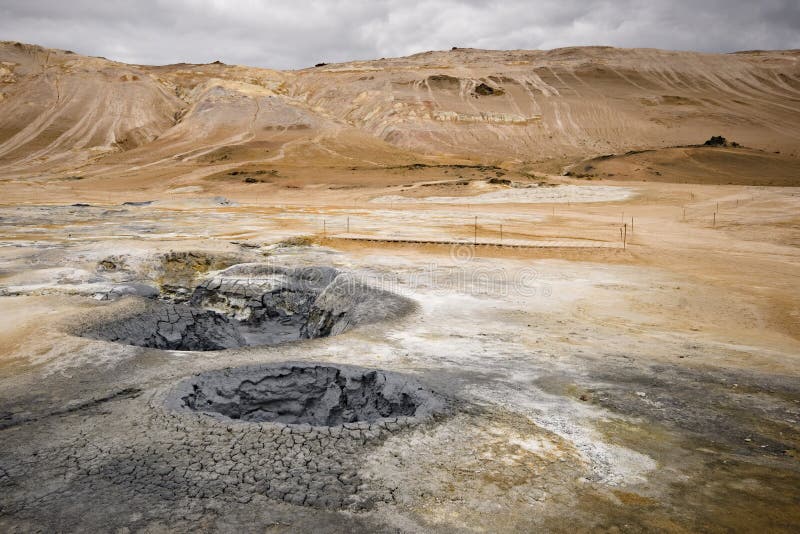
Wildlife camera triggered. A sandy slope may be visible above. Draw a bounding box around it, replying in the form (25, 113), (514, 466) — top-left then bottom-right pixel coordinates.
(571, 145), (800, 186)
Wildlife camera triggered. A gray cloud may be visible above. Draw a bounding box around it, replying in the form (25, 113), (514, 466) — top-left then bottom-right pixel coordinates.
(1, 0), (798, 69)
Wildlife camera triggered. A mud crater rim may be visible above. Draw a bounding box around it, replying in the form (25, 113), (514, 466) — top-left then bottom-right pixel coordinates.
(167, 363), (446, 427)
(75, 263), (414, 351)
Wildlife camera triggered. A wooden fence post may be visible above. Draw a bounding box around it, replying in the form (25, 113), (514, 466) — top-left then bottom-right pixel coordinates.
(623, 223), (627, 250)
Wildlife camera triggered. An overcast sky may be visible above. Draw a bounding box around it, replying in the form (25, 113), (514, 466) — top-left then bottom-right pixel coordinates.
(1, 0), (799, 69)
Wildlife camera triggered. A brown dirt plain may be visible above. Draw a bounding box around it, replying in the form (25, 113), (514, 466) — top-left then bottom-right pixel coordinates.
(0, 41), (799, 532)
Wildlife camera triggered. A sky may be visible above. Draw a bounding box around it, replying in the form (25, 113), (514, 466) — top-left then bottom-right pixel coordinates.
(1, 0), (799, 69)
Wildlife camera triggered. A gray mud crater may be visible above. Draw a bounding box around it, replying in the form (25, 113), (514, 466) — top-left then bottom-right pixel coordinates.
(173, 363), (444, 426)
(77, 263), (413, 351)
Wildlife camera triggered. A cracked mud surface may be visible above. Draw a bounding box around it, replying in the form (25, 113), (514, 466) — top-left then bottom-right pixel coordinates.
(80, 301), (246, 351)
(0, 364), (446, 521)
(0, 391), (441, 520)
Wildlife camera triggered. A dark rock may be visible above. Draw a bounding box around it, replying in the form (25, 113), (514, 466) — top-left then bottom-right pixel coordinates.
(704, 135), (727, 146)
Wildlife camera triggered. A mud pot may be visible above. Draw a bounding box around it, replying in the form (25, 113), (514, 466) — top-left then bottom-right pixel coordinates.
(172, 363), (444, 425)
(76, 263), (414, 350)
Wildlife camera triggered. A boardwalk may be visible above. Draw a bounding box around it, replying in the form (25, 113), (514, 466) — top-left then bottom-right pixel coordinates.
(329, 233), (624, 249)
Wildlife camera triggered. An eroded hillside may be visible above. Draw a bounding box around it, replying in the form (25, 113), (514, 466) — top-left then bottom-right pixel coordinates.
(1, 41), (799, 181)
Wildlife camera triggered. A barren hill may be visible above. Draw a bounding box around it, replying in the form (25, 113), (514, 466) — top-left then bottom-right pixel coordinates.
(1, 41), (799, 183)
